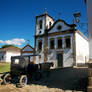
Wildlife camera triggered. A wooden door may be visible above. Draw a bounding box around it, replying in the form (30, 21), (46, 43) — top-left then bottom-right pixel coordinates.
(57, 53), (63, 67)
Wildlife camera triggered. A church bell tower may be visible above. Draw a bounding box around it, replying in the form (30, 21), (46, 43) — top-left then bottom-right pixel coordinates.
(35, 12), (54, 36)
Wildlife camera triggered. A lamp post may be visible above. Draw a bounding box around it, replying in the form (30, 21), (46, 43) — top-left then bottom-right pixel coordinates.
(73, 12), (88, 36)
(73, 12), (81, 23)
(73, 12), (81, 67)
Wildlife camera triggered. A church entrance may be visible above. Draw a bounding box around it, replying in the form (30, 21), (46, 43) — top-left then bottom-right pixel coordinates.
(57, 53), (63, 67)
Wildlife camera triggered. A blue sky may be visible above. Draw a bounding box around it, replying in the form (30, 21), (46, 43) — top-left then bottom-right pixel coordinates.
(0, 0), (87, 48)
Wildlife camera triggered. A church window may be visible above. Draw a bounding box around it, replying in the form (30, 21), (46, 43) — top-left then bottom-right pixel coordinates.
(57, 38), (62, 49)
(38, 40), (42, 50)
(65, 37), (71, 48)
(57, 25), (62, 30)
(50, 38), (55, 49)
(39, 31), (41, 34)
(39, 20), (42, 29)
(49, 22), (52, 28)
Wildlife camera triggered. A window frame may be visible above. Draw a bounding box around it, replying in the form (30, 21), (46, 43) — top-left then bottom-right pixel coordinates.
(57, 37), (62, 49)
(49, 22), (52, 28)
(38, 40), (42, 51)
(39, 20), (43, 29)
(50, 38), (55, 49)
(65, 36), (71, 48)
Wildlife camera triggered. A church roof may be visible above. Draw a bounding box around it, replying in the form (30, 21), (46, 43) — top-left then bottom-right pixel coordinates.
(46, 19), (76, 32)
(21, 44), (34, 51)
(21, 43), (34, 54)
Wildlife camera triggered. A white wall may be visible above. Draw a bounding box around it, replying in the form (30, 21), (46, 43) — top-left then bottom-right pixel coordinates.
(6, 51), (20, 62)
(35, 33), (74, 67)
(75, 31), (89, 64)
(36, 16), (46, 35)
(36, 15), (54, 36)
(46, 16), (54, 29)
(48, 33), (74, 67)
(35, 37), (45, 64)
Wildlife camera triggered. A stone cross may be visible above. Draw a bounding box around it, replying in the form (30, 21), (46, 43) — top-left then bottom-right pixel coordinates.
(27, 40), (29, 45)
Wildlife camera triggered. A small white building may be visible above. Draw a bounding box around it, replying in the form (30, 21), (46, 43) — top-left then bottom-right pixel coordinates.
(34, 12), (89, 68)
(21, 42), (34, 56)
(0, 46), (21, 62)
(21, 42), (34, 62)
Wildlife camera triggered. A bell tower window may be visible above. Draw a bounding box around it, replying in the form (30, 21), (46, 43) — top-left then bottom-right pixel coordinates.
(39, 20), (42, 29)
(38, 40), (42, 50)
(49, 22), (52, 28)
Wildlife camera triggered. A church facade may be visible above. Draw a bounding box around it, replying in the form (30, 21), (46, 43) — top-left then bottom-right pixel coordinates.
(34, 12), (89, 68)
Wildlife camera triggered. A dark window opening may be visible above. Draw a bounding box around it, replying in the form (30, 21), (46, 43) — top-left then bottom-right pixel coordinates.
(65, 37), (71, 48)
(57, 38), (62, 49)
(49, 22), (52, 28)
(50, 39), (54, 49)
(39, 20), (42, 29)
(57, 25), (62, 30)
(39, 31), (41, 34)
(38, 41), (42, 50)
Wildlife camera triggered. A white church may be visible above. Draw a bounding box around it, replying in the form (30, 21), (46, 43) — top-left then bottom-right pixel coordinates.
(34, 12), (89, 68)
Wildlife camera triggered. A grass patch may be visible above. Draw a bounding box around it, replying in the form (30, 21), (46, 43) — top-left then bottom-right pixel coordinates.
(0, 62), (10, 73)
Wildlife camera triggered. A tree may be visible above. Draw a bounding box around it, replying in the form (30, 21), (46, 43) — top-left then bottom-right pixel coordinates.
(1, 45), (19, 49)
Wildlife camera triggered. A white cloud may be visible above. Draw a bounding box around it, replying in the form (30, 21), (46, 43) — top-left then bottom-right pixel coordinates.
(0, 38), (25, 46)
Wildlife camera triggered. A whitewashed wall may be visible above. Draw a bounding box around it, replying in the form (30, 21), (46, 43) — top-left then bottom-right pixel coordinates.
(36, 16), (46, 35)
(6, 51), (20, 62)
(46, 16), (54, 29)
(75, 31), (89, 64)
(36, 15), (54, 36)
(48, 33), (74, 67)
(35, 37), (45, 64)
